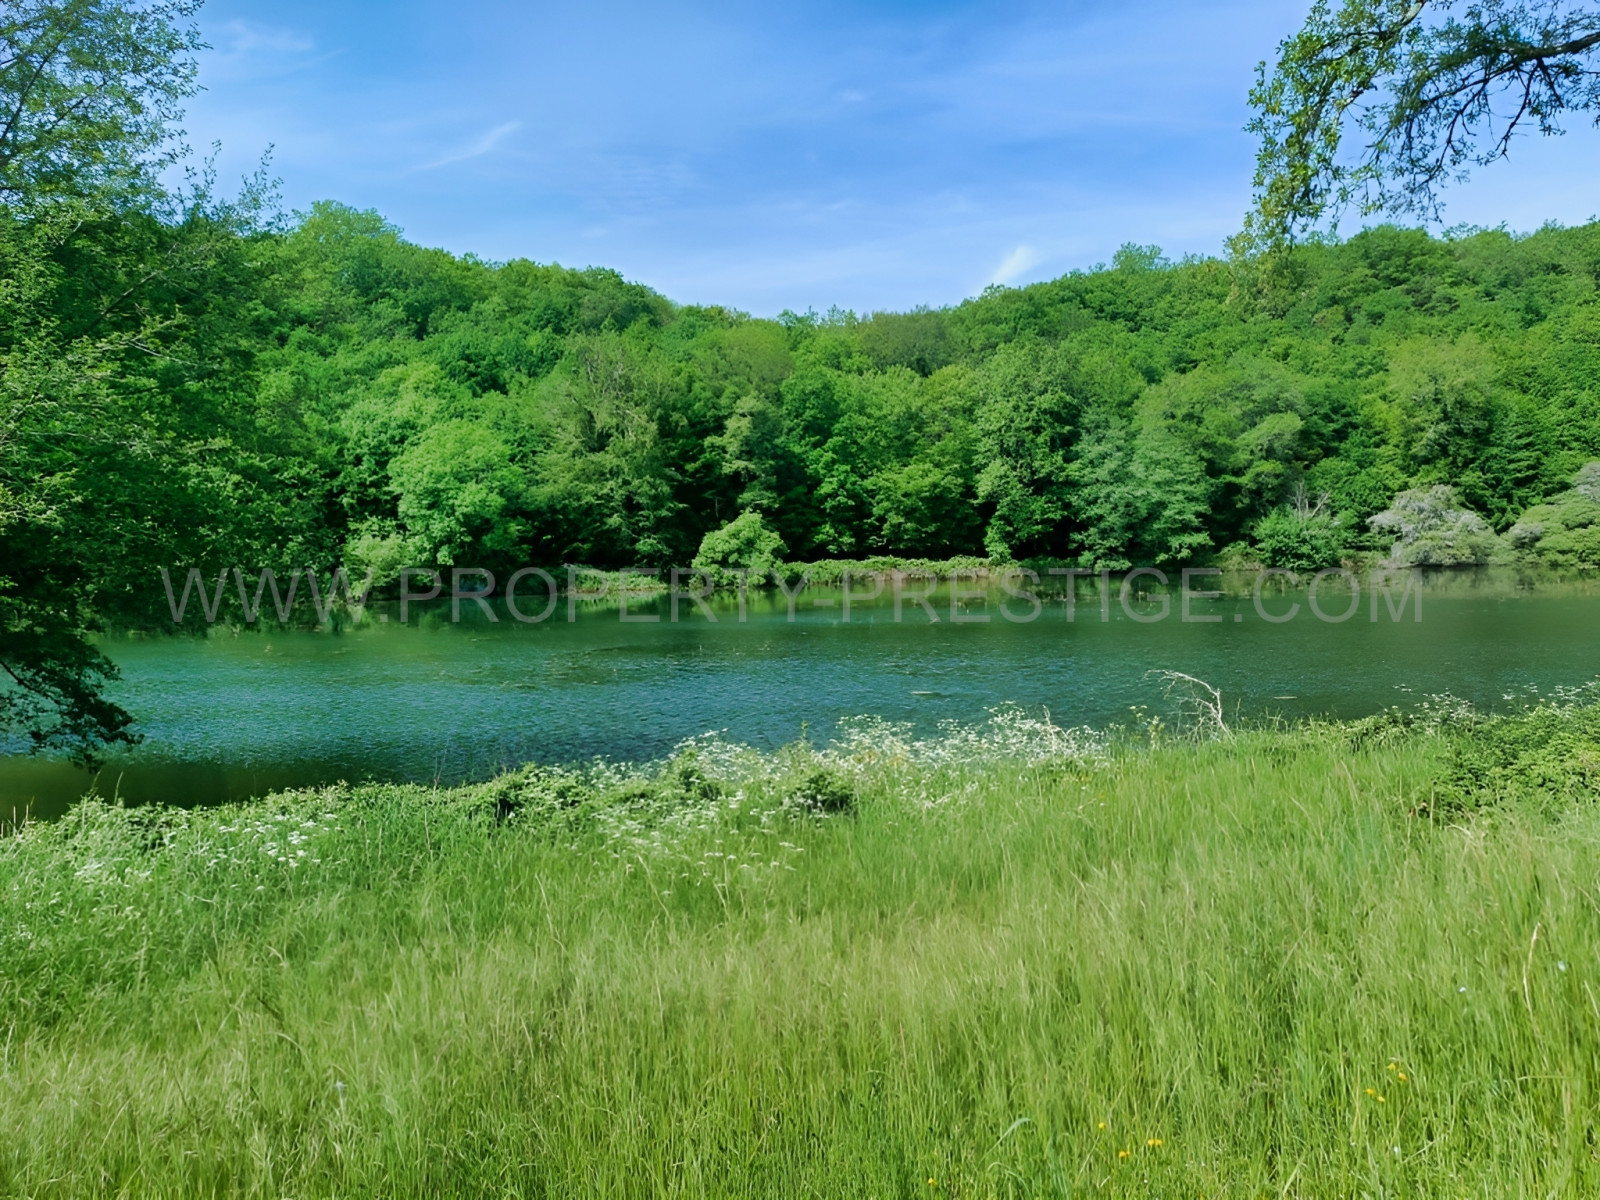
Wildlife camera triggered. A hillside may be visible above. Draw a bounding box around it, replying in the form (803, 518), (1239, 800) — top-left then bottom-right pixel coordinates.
(16, 207), (1600, 629)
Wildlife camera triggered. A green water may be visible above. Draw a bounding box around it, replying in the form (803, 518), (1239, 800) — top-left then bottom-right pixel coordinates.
(4, 570), (1599, 821)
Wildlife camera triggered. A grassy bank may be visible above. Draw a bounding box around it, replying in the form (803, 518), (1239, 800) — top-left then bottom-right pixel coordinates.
(4, 705), (1600, 1196)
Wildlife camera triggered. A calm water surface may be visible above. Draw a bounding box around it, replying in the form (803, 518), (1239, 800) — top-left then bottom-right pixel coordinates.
(4, 571), (1599, 820)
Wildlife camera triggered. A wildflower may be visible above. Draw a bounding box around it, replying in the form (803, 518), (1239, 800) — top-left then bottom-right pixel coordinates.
(1097, 1122), (1107, 1130)
(1146, 1138), (1163, 1147)
(1365, 1088), (1376, 1096)
(1397, 1073), (1407, 1082)
(1118, 1149), (1129, 1160)
(1377, 1095), (1386, 1103)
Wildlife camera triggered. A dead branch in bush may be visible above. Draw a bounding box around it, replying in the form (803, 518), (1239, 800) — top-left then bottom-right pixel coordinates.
(1147, 670), (1231, 740)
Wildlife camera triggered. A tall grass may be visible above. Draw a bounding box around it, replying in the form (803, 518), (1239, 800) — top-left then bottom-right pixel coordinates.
(3, 707), (1600, 1196)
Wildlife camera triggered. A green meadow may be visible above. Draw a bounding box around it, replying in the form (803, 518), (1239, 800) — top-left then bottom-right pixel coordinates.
(5, 702), (1600, 1197)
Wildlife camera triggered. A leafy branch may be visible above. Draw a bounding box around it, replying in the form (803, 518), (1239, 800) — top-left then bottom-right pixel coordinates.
(1242, 0), (1600, 249)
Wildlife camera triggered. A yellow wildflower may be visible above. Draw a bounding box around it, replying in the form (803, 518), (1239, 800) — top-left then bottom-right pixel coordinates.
(1118, 1149), (1130, 1160)
(1146, 1138), (1163, 1147)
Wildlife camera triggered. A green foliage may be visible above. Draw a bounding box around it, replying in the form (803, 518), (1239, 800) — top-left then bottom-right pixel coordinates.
(1253, 500), (1349, 571)
(1438, 689), (1600, 811)
(785, 766), (857, 814)
(973, 339), (1080, 557)
(1369, 484), (1506, 565)
(692, 511), (786, 580)
(0, 0), (204, 202)
(1244, 1), (1600, 245)
(1507, 462), (1600, 566)
(1069, 418), (1215, 568)
(390, 420), (527, 566)
(0, 198), (234, 758)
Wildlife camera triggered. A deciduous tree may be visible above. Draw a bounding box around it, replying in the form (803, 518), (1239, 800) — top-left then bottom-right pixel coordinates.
(1244, 1), (1600, 246)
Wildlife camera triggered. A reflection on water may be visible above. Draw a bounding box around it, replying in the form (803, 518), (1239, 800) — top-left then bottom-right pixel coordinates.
(4, 568), (1599, 821)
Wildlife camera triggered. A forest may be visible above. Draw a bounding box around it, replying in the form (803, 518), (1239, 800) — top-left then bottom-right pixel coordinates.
(17, 198), (1600, 605)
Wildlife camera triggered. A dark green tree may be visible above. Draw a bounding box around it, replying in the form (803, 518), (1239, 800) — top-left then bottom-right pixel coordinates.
(0, 0), (212, 760)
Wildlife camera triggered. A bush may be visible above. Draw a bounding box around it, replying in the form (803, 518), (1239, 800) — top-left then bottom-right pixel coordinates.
(693, 512), (786, 583)
(1252, 505), (1347, 572)
(1369, 485), (1504, 566)
(474, 764), (598, 824)
(1437, 698), (1600, 812)
(1506, 462), (1600, 567)
(786, 767), (857, 815)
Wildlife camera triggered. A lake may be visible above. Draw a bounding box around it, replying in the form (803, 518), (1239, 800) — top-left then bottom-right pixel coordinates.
(4, 568), (1599, 821)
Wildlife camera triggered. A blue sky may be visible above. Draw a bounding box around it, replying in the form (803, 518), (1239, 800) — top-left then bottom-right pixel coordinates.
(182, 0), (1600, 317)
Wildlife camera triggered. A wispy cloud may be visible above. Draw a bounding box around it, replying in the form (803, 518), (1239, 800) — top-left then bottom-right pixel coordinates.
(418, 121), (524, 171)
(218, 19), (315, 56)
(989, 244), (1042, 286)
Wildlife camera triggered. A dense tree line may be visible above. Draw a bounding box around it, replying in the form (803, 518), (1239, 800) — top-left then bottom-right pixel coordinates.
(17, 190), (1600, 748)
(57, 208), (1600, 579)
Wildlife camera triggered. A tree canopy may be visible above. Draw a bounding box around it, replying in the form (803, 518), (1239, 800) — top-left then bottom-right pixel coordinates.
(0, 0), (202, 201)
(1245, 0), (1600, 246)
(0, 0), (209, 759)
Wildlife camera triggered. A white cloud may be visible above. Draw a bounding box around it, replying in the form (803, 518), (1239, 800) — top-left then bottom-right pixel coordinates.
(417, 121), (524, 171)
(218, 20), (314, 56)
(989, 244), (1042, 287)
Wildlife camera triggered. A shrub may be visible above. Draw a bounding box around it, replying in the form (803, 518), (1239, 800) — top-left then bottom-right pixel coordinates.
(1369, 485), (1504, 566)
(1506, 462), (1600, 567)
(1437, 698), (1600, 812)
(786, 768), (857, 815)
(473, 764), (597, 824)
(693, 511), (786, 583)
(1252, 505), (1347, 572)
